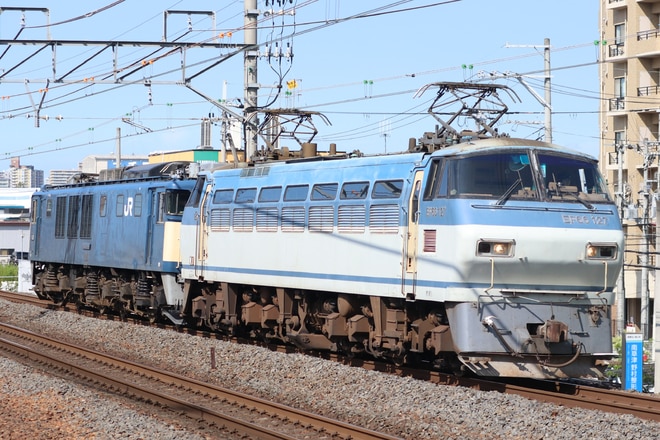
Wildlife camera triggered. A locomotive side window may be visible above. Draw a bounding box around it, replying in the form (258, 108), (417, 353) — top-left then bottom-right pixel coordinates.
(259, 186), (282, 202)
(340, 182), (369, 199)
(134, 193), (143, 217)
(311, 183), (338, 200)
(423, 160), (443, 200)
(99, 195), (107, 217)
(212, 189), (234, 204)
(55, 197), (67, 238)
(235, 188), (257, 204)
(46, 199), (52, 217)
(80, 195), (93, 239)
(372, 180), (403, 199)
(116, 194), (124, 217)
(30, 199), (38, 223)
(67, 195), (80, 239)
(186, 176), (206, 208)
(284, 184), (309, 201)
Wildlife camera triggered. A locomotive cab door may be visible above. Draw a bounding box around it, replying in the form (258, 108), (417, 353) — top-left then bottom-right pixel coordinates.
(195, 181), (213, 277)
(29, 197), (41, 258)
(403, 170), (424, 298)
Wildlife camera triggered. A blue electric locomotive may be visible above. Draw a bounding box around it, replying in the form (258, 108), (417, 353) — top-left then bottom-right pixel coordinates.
(178, 137), (623, 379)
(26, 82), (625, 379)
(29, 162), (196, 321)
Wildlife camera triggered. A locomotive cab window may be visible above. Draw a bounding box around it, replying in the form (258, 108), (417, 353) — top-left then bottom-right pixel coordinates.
(444, 152), (537, 200)
(538, 153), (612, 203)
(158, 190), (190, 223)
(166, 190), (190, 215)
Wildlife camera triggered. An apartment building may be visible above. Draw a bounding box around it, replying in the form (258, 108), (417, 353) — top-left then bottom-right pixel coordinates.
(600, 0), (660, 338)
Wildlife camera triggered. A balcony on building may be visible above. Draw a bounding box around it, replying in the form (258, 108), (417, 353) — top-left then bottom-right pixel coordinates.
(606, 0), (627, 9)
(636, 27), (660, 56)
(609, 97), (626, 111)
(609, 41), (626, 57)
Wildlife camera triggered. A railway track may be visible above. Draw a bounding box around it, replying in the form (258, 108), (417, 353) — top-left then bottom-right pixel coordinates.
(2, 290), (659, 425)
(0, 317), (399, 440)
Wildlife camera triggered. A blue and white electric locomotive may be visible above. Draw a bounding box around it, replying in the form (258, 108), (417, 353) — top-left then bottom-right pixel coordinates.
(178, 83), (623, 379)
(29, 162), (196, 321)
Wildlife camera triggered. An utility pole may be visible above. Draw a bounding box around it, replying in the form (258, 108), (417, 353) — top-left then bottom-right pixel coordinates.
(244, 0), (259, 161)
(615, 142), (627, 336)
(641, 140), (650, 339)
(543, 37), (552, 144)
(115, 127), (121, 169)
(496, 38), (552, 142)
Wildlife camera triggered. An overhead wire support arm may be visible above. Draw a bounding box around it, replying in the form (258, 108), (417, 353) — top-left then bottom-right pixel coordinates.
(0, 38), (251, 87)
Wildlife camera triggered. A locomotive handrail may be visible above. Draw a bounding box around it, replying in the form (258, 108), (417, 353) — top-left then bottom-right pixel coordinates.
(596, 261), (608, 296)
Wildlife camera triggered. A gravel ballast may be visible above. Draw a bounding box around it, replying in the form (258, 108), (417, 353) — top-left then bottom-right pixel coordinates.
(0, 298), (659, 440)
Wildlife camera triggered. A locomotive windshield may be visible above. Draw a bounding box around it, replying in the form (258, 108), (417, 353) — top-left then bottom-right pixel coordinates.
(428, 150), (612, 204)
(537, 153), (611, 204)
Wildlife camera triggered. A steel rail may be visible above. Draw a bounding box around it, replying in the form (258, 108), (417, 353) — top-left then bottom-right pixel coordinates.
(0, 319), (400, 440)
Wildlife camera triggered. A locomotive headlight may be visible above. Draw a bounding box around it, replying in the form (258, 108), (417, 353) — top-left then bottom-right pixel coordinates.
(585, 243), (618, 260)
(477, 239), (515, 257)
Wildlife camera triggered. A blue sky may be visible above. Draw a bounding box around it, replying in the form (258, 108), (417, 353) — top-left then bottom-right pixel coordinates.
(0, 1), (603, 176)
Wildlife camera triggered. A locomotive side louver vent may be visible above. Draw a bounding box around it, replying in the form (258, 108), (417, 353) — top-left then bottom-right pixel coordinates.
(423, 229), (437, 253)
(256, 208), (278, 232)
(369, 204), (399, 234)
(233, 208), (254, 232)
(281, 206), (305, 232)
(309, 206), (334, 232)
(338, 205), (366, 233)
(210, 209), (230, 231)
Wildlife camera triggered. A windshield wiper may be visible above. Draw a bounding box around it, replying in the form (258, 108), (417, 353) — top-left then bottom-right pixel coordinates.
(495, 178), (522, 206)
(562, 191), (594, 210)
